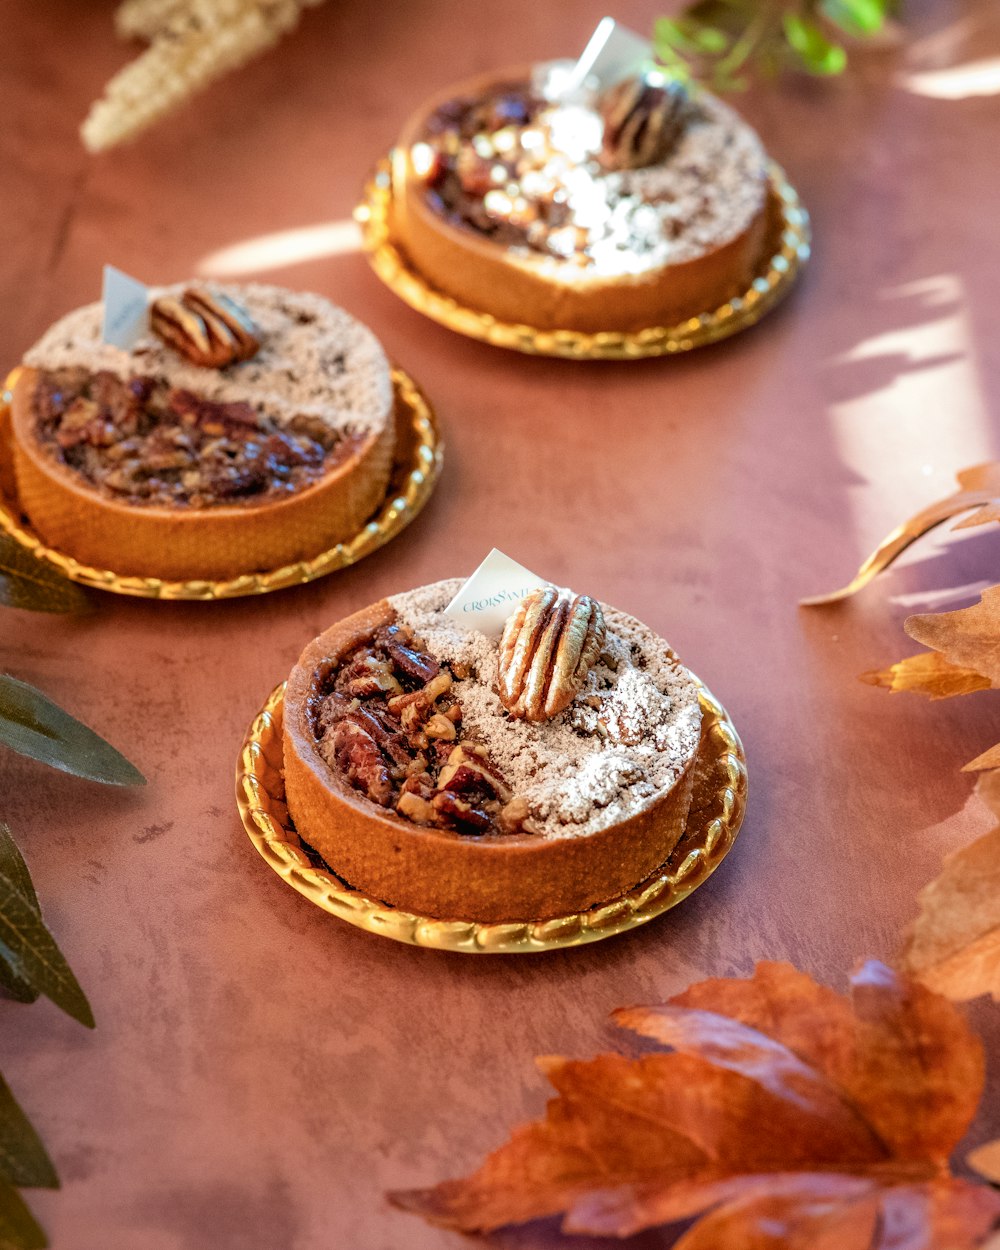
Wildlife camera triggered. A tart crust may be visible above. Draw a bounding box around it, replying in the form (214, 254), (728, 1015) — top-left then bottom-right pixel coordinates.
(391, 67), (770, 334)
(283, 598), (699, 923)
(10, 365), (394, 582)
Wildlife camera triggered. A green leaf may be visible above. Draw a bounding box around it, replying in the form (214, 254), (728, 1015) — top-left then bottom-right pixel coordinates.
(653, 22), (695, 75)
(0, 965), (38, 1006)
(0, 677), (145, 787)
(820, 0), (887, 36)
(0, 1177), (46, 1250)
(0, 828), (38, 915)
(0, 875), (94, 1028)
(655, 16), (728, 55)
(0, 830), (39, 1005)
(782, 12), (848, 73)
(683, 0), (744, 27)
(687, 24), (729, 52)
(0, 537), (90, 616)
(0, 1077), (57, 1190)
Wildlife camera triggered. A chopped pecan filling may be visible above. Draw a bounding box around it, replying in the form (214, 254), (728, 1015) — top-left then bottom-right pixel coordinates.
(32, 367), (358, 508)
(414, 79), (705, 268)
(418, 85), (553, 251)
(312, 623), (536, 837)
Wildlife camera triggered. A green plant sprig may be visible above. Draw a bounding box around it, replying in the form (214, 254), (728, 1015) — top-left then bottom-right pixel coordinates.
(0, 536), (90, 616)
(0, 824), (97, 1248)
(0, 543), (145, 1244)
(655, 0), (891, 90)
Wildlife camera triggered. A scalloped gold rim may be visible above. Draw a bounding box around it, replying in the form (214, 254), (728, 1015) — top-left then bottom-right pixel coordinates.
(235, 679), (748, 953)
(0, 366), (443, 600)
(356, 156), (810, 359)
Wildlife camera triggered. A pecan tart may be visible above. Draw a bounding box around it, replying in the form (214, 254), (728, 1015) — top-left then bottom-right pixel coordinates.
(10, 284), (395, 580)
(390, 64), (770, 333)
(282, 579), (702, 923)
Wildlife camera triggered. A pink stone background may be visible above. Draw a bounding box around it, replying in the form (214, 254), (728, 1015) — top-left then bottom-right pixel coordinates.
(1, 1), (1000, 1246)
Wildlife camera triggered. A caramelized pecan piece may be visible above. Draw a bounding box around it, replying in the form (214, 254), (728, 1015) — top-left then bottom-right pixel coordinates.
(437, 744), (512, 803)
(150, 288), (260, 368)
(497, 588), (606, 722)
(168, 389), (260, 429)
(432, 791), (490, 833)
(396, 792), (438, 825)
(342, 654), (403, 699)
(332, 719), (393, 806)
(182, 288), (260, 361)
(345, 707), (410, 768)
(150, 296), (231, 368)
(425, 713), (457, 741)
(386, 671), (452, 717)
(384, 625), (441, 684)
(598, 75), (692, 171)
(498, 796), (540, 835)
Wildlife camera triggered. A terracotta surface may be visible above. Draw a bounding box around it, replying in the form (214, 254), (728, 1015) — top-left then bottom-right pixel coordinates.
(1, 2), (999, 1247)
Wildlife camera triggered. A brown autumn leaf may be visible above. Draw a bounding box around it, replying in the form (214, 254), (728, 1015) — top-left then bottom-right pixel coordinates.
(965, 744), (1000, 773)
(906, 586), (1000, 688)
(955, 503), (1000, 531)
(973, 770), (1000, 816)
(951, 464), (1000, 531)
(969, 1140), (1000, 1186)
(953, 463), (1000, 503)
(860, 652), (991, 700)
(801, 462), (1000, 606)
(390, 961), (1000, 1247)
(902, 772), (1000, 1003)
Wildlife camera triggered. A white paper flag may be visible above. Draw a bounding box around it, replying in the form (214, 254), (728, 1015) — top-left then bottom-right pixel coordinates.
(562, 17), (652, 98)
(101, 264), (151, 350)
(443, 549), (552, 638)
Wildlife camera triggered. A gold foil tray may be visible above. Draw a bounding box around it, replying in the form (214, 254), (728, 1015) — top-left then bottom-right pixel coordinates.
(356, 156), (809, 359)
(0, 367), (442, 600)
(235, 681), (748, 954)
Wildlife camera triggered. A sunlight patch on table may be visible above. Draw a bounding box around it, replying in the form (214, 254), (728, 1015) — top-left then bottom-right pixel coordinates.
(197, 220), (362, 277)
(898, 57), (1000, 99)
(828, 274), (995, 541)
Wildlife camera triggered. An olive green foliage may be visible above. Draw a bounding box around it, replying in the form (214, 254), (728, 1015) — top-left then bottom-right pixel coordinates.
(655, 0), (891, 89)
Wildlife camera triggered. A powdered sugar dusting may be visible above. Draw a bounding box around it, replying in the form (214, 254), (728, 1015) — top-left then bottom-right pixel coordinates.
(422, 83), (767, 279)
(534, 94), (767, 279)
(388, 579), (701, 838)
(23, 283), (392, 436)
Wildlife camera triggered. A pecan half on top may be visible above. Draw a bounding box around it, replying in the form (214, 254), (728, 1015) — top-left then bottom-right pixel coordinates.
(150, 287), (261, 368)
(597, 74), (692, 171)
(497, 588), (606, 722)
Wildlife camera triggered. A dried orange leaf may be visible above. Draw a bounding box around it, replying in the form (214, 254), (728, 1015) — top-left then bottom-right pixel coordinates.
(906, 587), (1000, 687)
(955, 464), (1000, 493)
(610, 1004), (883, 1156)
(964, 747), (1000, 774)
(669, 1178), (880, 1250)
(567, 1172), (880, 1244)
(652, 960), (982, 1165)
(974, 770), (1000, 817)
(390, 1052), (710, 1232)
(801, 462), (1000, 606)
(569, 1176), (1000, 1249)
(954, 502), (1000, 531)
(860, 652), (991, 700)
(391, 962), (997, 1244)
(952, 465), (1000, 530)
(867, 1181), (1000, 1250)
(390, 1043), (884, 1233)
(968, 1140), (1000, 1185)
(903, 823), (1000, 1002)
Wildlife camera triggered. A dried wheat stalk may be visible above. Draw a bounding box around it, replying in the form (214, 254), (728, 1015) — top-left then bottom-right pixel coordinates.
(82, 0), (324, 152)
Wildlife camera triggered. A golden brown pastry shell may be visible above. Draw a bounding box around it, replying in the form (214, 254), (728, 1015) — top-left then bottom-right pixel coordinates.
(282, 598), (700, 923)
(391, 67), (770, 334)
(10, 366), (395, 581)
